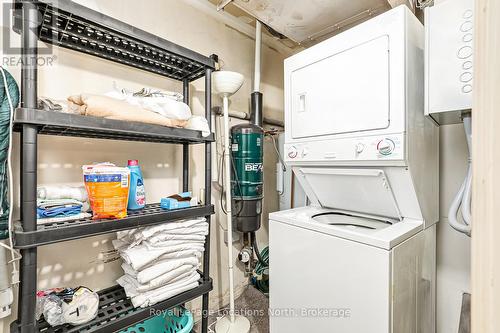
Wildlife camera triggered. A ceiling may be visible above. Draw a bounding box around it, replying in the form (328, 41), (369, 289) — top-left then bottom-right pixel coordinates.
(206, 0), (418, 53)
(210, 0), (419, 49)
(229, 0), (392, 46)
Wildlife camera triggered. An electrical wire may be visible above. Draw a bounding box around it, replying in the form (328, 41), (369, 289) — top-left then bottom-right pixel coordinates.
(0, 66), (21, 284)
(219, 147), (244, 217)
(266, 132), (286, 173)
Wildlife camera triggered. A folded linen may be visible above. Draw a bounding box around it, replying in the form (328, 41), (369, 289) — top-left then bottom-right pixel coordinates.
(119, 264), (197, 292)
(67, 94), (188, 128)
(141, 225), (209, 237)
(119, 242), (205, 271)
(185, 115), (211, 137)
(37, 185), (88, 202)
(135, 257), (199, 284)
(130, 218), (207, 241)
(142, 239), (205, 250)
(122, 271), (201, 308)
(147, 233), (207, 244)
(37, 199), (84, 218)
(146, 249), (202, 264)
(118, 269), (199, 298)
(37, 212), (92, 225)
(36, 199), (90, 217)
(105, 88), (192, 121)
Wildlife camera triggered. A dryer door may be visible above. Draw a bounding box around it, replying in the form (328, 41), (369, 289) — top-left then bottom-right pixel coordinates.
(290, 35), (390, 139)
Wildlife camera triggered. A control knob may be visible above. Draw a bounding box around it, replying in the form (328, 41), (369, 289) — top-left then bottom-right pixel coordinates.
(355, 143), (365, 154)
(377, 139), (395, 155)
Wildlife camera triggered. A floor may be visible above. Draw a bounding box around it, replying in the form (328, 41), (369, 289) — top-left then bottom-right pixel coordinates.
(194, 285), (269, 333)
(459, 293), (471, 333)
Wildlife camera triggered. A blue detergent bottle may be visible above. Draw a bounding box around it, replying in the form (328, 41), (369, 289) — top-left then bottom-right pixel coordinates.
(127, 159), (146, 210)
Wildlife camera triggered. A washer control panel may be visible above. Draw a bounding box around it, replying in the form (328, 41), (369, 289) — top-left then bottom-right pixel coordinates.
(285, 134), (404, 163)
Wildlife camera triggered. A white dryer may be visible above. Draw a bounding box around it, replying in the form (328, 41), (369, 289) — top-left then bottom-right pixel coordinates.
(270, 6), (438, 333)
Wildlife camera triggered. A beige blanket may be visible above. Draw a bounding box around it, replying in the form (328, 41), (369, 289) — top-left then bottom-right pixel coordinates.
(68, 94), (187, 128)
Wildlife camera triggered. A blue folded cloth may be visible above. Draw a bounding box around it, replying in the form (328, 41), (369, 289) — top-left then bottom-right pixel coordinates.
(37, 205), (81, 218)
(36, 199), (83, 218)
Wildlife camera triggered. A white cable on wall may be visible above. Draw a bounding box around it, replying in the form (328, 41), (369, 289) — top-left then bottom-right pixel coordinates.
(448, 114), (472, 236)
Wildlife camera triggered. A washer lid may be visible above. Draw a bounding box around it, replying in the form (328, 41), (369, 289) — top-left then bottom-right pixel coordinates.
(295, 168), (403, 222)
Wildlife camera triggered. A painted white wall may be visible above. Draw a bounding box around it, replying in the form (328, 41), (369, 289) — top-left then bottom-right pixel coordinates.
(437, 124), (471, 333)
(0, 0), (283, 330)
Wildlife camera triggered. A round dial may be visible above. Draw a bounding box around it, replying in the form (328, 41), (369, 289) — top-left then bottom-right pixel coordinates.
(377, 138), (395, 155)
(355, 143), (365, 154)
(288, 146), (298, 159)
(301, 147), (309, 157)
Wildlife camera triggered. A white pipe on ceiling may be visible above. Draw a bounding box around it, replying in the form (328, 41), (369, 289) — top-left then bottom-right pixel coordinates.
(254, 20), (262, 92)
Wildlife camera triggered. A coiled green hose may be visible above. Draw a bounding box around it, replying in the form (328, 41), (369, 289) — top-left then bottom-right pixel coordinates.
(252, 246), (269, 294)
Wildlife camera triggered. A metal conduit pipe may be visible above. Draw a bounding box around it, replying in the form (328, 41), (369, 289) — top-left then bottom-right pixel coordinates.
(212, 106), (284, 127)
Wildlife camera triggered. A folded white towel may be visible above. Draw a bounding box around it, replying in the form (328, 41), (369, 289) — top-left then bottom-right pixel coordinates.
(37, 185), (88, 202)
(148, 233), (207, 244)
(120, 243), (205, 271)
(185, 115), (211, 137)
(120, 249), (202, 277)
(139, 266), (197, 292)
(147, 249), (203, 266)
(143, 239), (205, 250)
(118, 269), (199, 299)
(129, 272), (201, 308)
(131, 218), (207, 241)
(118, 264), (197, 293)
(121, 262), (137, 277)
(136, 257), (199, 284)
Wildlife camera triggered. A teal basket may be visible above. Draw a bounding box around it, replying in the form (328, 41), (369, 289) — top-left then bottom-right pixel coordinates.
(120, 307), (194, 333)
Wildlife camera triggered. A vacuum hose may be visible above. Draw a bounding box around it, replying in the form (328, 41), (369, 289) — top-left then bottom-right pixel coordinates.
(448, 114), (472, 236)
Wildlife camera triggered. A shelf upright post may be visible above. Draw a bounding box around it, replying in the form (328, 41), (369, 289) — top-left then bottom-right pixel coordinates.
(182, 78), (190, 192)
(18, 1), (39, 332)
(201, 66), (212, 333)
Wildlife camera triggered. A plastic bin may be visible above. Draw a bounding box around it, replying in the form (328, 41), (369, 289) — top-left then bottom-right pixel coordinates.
(120, 307), (194, 333)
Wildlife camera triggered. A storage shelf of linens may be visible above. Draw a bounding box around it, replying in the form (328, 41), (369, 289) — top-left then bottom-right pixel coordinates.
(13, 204), (215, 249)
(12, 0), (215, 331)
(13, 108), (215, 144)
(33, 278), (212, 333)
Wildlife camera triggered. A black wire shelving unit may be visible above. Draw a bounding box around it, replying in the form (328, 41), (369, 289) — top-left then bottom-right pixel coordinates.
(10, 1), (215, 332)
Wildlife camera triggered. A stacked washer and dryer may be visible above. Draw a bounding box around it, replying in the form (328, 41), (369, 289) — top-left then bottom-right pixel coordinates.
(269, 6), (439, 333)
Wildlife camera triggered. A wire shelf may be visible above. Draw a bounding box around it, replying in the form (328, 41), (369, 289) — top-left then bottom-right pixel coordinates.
(14, 203), (214, 248)
(13, 0), (215, 81)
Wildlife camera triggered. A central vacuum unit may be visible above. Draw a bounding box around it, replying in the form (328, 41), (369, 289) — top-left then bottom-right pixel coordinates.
(231, 20), (264, 233)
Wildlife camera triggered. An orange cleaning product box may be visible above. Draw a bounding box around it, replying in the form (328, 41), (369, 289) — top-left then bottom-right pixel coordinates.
(83, 163), (130, 219)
